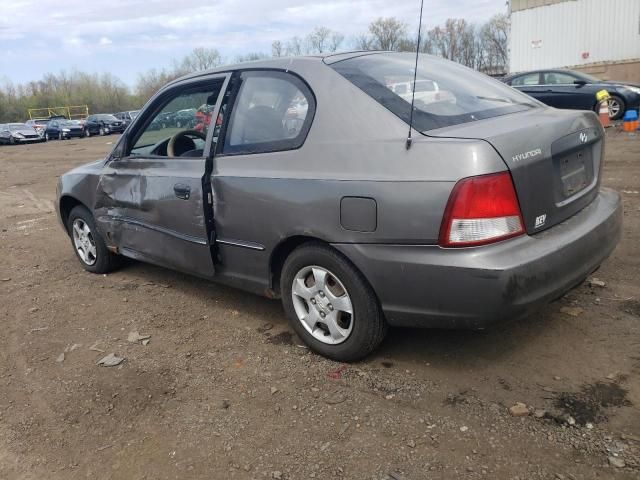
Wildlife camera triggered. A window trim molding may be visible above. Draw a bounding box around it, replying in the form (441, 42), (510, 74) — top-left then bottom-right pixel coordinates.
(218, 69), (316, 157)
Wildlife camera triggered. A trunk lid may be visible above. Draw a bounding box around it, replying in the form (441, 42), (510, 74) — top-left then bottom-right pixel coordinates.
(426, 108), (604, 234)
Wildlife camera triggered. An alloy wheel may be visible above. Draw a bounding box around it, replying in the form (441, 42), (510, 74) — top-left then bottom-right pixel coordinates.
(608, 98), (620, 119)
(291, 266), (354, 345)
(72, 218), (97, 266)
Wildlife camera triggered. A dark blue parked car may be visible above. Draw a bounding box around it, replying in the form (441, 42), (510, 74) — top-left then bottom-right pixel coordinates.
(84, 114), (125, 136)
(503, 69), (640, 120)
(44, 119), (85, 140)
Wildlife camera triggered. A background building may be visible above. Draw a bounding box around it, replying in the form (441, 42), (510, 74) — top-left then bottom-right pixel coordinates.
(509, 0), (640, 82)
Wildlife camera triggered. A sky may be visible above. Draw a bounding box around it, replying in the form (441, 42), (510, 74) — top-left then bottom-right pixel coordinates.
(0, 0), (508, 87)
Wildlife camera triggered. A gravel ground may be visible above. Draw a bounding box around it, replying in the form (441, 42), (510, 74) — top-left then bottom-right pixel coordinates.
(0, 130), (638, 480)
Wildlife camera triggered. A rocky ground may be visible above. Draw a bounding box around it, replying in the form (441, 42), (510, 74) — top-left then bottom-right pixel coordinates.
(0, 130), (638, 480)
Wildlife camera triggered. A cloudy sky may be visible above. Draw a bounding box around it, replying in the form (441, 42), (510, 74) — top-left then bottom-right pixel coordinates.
(0, 0), (507, 86)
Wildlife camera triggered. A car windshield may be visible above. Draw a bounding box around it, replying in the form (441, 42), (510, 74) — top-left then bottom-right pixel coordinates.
(95, 114), (118, 121)
(331, 53), (538, 131)
(8, 124), (28, 131)
(62, 120), (80, 126)
(130, 111), (139, 119)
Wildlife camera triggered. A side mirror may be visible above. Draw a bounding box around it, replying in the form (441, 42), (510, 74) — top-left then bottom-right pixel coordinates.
(574, 80), (587, 87)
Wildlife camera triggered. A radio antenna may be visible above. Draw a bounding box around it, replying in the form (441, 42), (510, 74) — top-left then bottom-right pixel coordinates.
(406, 0), (425, 150)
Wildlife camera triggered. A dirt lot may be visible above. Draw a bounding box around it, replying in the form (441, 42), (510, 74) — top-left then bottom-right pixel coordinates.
(0, 131), (639, 480)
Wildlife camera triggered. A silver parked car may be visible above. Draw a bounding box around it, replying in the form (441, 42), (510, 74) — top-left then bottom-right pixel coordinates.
(0, 123), (44, 144)
(55, 52), (622, 361)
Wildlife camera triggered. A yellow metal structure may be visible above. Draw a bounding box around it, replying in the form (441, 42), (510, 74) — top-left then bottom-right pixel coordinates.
(28, 105), (89, 121)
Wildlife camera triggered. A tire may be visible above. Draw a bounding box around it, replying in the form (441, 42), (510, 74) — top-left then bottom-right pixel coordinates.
(45, 133), (50, 141)
(85, 128), (91, 137)
(99, 125), (105, 136)
(608, 95), (625, 121)
(67, 205), (118, 274)
(9, 136), (15, 145)
(280, 243), (387, 362)
(58, 132), (63, 140)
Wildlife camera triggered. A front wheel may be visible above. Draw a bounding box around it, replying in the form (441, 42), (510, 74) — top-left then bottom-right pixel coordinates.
(280, 243), (387, 362)
(608, 95), (625, 121)
(99, 125), (105, 136)
(67, 206), (119, 274)
(85, 128), (91, 137)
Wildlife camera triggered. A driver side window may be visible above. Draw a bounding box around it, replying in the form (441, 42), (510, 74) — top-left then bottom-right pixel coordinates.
(130, 82), (223, 157)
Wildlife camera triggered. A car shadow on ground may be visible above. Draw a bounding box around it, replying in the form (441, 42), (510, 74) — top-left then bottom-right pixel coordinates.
(116, 258), (562, 367)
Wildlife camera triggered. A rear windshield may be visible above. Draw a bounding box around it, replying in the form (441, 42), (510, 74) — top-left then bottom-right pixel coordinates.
(330, 53), (538, 131)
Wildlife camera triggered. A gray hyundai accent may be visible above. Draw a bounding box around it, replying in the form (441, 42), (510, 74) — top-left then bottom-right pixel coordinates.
(56, 51), (622, 361)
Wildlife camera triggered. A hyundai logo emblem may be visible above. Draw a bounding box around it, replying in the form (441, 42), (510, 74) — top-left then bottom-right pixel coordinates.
(579, 132), (588, 144)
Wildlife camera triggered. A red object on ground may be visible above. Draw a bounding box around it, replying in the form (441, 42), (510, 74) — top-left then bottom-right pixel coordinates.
(327, 365), (348, 380)
(598, 101), (610, 128)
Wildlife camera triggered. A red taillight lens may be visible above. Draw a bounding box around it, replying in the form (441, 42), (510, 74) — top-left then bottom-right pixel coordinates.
(439, 172), (525, 247)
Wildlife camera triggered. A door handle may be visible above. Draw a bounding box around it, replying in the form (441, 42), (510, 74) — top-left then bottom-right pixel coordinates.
(173, 183), (191, 200)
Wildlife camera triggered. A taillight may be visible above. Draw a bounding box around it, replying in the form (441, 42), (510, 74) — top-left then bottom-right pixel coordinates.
(439, 172), (525, 247)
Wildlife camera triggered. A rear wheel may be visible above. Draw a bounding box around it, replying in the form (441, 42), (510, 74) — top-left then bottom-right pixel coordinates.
(67, 206), (118, 274)
(608, 95), (625, 121)
(280, 243), (387, 362)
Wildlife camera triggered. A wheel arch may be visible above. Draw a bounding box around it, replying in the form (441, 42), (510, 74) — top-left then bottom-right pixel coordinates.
(269, 235), (330, 295)
(59, 195), (88, 234)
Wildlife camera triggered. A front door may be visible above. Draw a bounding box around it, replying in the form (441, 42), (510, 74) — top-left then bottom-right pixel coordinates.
(541, 72), (594, 111)
(94, 74), (230, 278)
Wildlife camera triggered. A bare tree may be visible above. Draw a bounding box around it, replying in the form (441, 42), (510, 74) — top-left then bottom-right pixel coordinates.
(329, 32), (345, 52)
(368, 17), (407, 51)
(271, 40), (284, 57)
(235, 52), (269, 63)
(174, 47), (222, 74)
(285, 36), (303, 56)
(480, 14), (509, 71)
(306, 27), (333, 54)
(353, 34), (374, 50)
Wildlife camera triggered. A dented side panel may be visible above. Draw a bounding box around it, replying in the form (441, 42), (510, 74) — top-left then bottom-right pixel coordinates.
(94, 157), (214, 278)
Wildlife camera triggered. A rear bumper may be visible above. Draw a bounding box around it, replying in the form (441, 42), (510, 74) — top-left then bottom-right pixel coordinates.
(333, 188), (622, 329)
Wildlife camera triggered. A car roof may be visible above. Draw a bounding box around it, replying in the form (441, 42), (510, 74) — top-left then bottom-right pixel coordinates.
(167, 51), (393, 87)
(504, 69), (583, 80)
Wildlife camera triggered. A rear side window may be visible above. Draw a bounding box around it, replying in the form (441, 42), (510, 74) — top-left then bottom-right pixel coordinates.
(223, 71), (315, 155)
(331, 53), (537, 131)
(511, 73), (541, 86)
(543, 72), (576, 85)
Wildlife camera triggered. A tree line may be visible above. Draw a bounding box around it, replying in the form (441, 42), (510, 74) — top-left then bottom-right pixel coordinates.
(0, 14), (508, 123)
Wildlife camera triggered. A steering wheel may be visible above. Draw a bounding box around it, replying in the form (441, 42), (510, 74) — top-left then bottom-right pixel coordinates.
(167, 130), (207, 157)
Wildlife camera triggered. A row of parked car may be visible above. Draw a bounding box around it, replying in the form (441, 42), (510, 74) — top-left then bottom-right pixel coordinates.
(0, 110), (139, 145)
